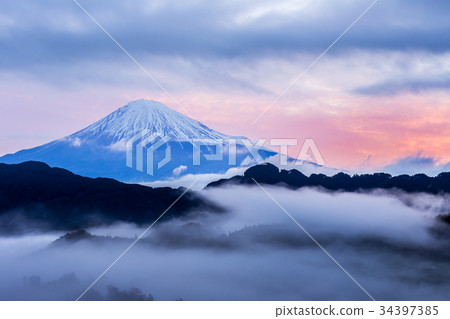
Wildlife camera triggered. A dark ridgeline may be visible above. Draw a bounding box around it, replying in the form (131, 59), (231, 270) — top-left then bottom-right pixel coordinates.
(0, 161), (222, 234)
(207, 163), (450, 225)
(207, 162), (450, 194)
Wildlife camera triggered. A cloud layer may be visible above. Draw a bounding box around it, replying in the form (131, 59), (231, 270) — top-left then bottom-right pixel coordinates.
(1, 186), (449, 300)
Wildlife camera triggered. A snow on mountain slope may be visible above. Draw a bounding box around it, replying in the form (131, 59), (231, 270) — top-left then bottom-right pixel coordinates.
(0, 99), (329, 183)
(71, 99), (229, 145)
(0, 99), (276, 182)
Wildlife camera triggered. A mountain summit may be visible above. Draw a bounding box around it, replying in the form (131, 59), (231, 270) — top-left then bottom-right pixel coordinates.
(71, 99), (228, 144)
(0, 99), (276, 182)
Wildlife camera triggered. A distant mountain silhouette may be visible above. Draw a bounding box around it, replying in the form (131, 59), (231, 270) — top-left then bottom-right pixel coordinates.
(207, 163), (450, 195)
(50, 224), (450, 261)
(50, 229), (127, 247)
(0, 161), (222, 234)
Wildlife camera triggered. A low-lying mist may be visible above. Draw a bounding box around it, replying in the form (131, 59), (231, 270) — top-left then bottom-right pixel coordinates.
(0, 186), (449, 301)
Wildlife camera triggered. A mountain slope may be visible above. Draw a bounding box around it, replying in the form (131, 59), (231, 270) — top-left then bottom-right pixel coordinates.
(70, 99), (228, 144)
(0, 99), (277, 182)
(0, 161), (222, 235)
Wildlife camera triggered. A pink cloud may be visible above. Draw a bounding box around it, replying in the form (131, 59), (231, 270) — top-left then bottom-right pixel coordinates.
(1, 76), (450, 173)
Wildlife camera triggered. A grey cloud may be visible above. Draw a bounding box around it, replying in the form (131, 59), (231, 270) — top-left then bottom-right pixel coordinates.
(383, 154), (450, 176)
(1, 0), (450, 72)
(1, 0), (450, 95)
(355, 78), (450, 96)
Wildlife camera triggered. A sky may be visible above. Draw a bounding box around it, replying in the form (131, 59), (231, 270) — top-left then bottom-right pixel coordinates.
(1, 0), (450, 171)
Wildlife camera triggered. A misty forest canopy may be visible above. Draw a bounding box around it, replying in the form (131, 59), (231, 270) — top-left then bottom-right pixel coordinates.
(0, 161), (221, 234)
(208, 162), (450, 194)
(1, 161), (450, 235)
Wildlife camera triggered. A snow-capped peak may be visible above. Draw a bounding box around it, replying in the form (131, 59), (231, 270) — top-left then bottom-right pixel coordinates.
(71, 99), (229, 144)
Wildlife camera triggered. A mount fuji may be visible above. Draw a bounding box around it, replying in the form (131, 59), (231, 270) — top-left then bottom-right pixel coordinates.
(0, 99), (278, 182)
(72, 99), (229, 144)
